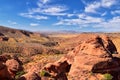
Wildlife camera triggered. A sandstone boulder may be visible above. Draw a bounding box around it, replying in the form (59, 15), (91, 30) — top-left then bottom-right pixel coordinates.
(43, 60), (70, 80)
(0, 55), (23, 80)
(6, 59), (21, 73)
(68, 35), (119, 80)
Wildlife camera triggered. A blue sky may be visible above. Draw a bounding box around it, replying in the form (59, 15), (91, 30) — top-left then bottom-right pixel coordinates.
(0, 0), (120, 32)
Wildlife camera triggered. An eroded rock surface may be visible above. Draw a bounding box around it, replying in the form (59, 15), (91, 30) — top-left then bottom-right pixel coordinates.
(43, 35), (120, 80)
(0, 54), (23, 80)
(68, 35), (119, 80)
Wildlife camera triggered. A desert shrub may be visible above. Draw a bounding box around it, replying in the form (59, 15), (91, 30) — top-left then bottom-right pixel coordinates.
(30, 40), (41, 44)
(42, 41), (58, 47)
(102, 73), (113, 80)
(32, 47), (43, 54)
(22, 46), (43, 56)
(20, 30), (33, 37)
(0, 42), (23, 54)
(0, 50), (2, 54)
(40, 70), (51, 77)
(15, 71), (26, 79)
(44, 48), (63, 54)
(0, 42), (44, 56)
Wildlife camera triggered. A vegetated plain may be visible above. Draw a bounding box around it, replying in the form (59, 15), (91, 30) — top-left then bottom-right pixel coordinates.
(1, 26), (120, 78)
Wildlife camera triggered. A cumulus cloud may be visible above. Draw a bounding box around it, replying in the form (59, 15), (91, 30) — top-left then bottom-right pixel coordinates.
(31, 5), (68, 16)
(109, 16), (120, 23)
(19, 0), (120, 32)
(101, 0), (116, 8)
(85, 0), (117, 13)
(20, 0), (68, 20)
(54, 14), (120, 31)
(85, 2), (100, 13)
(54, 14), (104, 26)
(93, 16), (120, 30)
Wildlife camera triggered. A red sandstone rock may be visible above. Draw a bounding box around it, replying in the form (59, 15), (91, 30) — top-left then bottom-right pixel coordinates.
(6, 59), (20, 72)
(0, 55), (23, 80)
(44, 35), (120, 80)
(68, 35), (119, 80)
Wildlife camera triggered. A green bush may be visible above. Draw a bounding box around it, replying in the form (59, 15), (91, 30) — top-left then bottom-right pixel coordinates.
(42, 41), (58, 47)
(40, 70), (51, 77)
(102, 73), (113, 80)
(0, 49), (3, 54)
(15, 71), (26, 79)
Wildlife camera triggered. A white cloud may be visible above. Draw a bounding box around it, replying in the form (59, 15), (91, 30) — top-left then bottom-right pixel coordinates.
(85, 0), (117, 13)
(42, 0), (50, 4)
(78, 14), (104, 23)
(43, 6), (67, 13)
(37, 0), (50, 7)
(111, 10), (120, 15)
(54, 14), (120, 31)
(20, 0), (68, 20)
(101, 12), (107, 16)
(85, 2), (100, 13)
(91, 16), (120, 30)
(30, 0), (68, 16)
(54, 14), (104, 26)
(30, 23), (39, 27)
(31, 5), (68, 16)
(8, 20), (17, 25)
(67, 14), (75, 17)
(101, 0), (116, 8)
(109, 16), (120, 23)
(20, 13), (48, 20)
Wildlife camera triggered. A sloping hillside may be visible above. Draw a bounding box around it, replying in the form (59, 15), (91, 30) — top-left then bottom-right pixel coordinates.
(0, 26), (33, 37)
(0, 26), (51, 42)
(0, 26), (63, 56)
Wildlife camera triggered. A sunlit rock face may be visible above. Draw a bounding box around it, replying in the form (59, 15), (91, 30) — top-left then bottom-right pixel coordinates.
(68, 35), (119, 80)
(43, 35), (120, 80)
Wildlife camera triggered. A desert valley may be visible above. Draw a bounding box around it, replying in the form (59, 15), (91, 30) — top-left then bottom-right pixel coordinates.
(0, 0), (120, 79)
(0, 26), (120, 80)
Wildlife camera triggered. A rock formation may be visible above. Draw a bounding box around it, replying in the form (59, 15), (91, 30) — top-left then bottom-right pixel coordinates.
(0, 54), (23, 80)
(43, 35), (120, 80)
(43, 60), (70, 80)
(67, 35), (119, 80)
